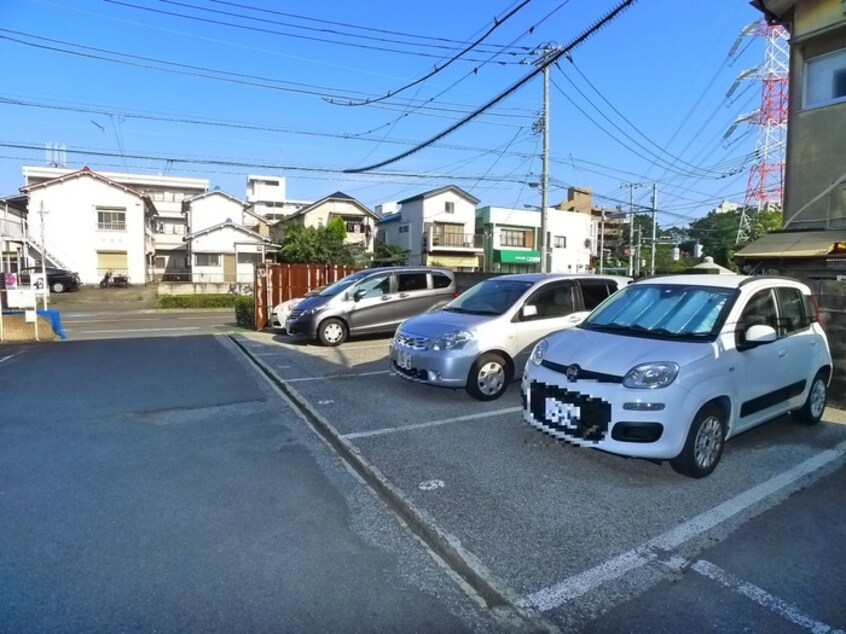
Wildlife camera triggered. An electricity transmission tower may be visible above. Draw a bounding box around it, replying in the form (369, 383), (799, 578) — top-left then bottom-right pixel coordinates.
(725, 20), (789, 244)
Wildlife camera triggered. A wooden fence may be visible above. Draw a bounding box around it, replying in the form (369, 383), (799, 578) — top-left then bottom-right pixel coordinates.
(808, 279), (846, 408)
(253, 263), (358, 330)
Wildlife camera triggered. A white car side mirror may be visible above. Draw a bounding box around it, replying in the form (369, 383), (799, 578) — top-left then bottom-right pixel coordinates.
(745, 324), (777, 344)
(522, 304), (538, 318)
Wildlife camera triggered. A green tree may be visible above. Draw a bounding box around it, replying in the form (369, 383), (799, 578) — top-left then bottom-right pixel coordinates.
(373, 241), (407, 266)
(687, 208), (782, 269)
(277, 218), (355, 265)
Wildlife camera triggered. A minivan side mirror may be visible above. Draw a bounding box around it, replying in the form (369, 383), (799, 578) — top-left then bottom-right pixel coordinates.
(744, 324), (777, 345)
(522, 304), (538, 318)
(353, 288), (367, 302)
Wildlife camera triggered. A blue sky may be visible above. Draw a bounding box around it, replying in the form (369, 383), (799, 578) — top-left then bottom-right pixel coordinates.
(1, 0), (766, 228)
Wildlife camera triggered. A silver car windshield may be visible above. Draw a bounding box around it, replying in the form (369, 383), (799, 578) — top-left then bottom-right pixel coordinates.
(582, 284), (734, 339)
(443, 279), (534, 316)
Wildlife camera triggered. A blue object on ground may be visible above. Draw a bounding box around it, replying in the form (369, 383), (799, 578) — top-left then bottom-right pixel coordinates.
(2, 309), (68, 340)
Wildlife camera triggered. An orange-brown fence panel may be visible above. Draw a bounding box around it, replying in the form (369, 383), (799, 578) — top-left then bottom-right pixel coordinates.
(253, 263), (358, 330)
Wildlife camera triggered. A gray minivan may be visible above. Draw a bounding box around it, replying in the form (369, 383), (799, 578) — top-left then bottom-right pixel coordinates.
(286, 267), (457, 346)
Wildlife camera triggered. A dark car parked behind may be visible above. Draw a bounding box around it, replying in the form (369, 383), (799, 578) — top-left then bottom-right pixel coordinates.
(286, 267), (457, 346)
(18, 266), (81, 293)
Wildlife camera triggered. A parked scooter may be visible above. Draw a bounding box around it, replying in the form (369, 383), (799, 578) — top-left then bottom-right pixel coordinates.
(99, 270), (129, 288)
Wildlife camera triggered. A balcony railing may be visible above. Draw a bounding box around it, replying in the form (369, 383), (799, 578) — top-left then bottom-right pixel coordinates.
(0, 218), (24, 239)
(425, 230), (483, 251)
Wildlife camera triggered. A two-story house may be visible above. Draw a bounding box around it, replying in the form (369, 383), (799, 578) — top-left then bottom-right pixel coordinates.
(18, 167), (158, 285)
(15, 165), (209, 284)
(246, 174), (311, 222)
(182, 190), (274, 283)
(377, 186), (483, 271)
(476, 206), (596, 274)
(272, 191), (377, 256)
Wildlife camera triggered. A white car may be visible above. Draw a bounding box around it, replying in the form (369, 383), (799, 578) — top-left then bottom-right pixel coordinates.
(269, 286), (327, 332)
(390, 274), (631, 400)
(522, 274), (832, 478)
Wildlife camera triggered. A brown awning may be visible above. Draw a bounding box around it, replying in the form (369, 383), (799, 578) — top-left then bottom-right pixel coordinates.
(735, 230), (846, 258)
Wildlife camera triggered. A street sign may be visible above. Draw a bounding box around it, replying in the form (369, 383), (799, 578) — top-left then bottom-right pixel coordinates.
(7, 289), (36, 309)
(31, 272), (49, 296)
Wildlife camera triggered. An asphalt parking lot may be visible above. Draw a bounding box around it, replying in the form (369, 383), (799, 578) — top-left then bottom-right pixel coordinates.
(233, 330), (846, 633)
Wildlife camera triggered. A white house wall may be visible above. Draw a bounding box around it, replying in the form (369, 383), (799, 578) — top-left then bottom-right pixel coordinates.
(26, 177), (149, 284)
(189, 226), (266, 283)
(548, 210), (595, 273)
(187, 195), (248, 233)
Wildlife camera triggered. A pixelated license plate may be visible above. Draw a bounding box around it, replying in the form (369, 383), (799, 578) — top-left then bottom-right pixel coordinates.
(397, 349), (413, 370)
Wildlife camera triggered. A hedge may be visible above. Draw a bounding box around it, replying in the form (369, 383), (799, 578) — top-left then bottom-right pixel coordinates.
(156, 294), (240, 309)
(234, 295), (255, 328)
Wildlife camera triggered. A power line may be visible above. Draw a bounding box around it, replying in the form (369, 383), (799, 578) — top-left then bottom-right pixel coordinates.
(104, 0), (523, 64)
(331, 0), (534, 106)
(344, 0), (637, 173)
(208, 0), (532, 53)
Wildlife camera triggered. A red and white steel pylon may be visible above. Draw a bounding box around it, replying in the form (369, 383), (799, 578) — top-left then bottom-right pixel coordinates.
(726, 21), (789, 244)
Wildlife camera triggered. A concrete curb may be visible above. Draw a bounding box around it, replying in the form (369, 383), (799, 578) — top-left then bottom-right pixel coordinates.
(228, 335), (559, 633)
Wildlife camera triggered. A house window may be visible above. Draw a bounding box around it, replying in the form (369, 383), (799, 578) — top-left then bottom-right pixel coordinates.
(433, 222), (465, 247)
(195, 253), (220, 267)
(501, 229), (529, 247)
(237, 252), (263, 265)
(97, 207), (126, 231)
(399, 225), (409, 233)
(805, 48), (846, 108)
(445, 201), (455, 214)
(154, 256), (167, 269)
(553, 236), (567, 249)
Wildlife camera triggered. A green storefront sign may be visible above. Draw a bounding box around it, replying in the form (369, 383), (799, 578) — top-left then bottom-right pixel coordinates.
(497, 249), (541, 264)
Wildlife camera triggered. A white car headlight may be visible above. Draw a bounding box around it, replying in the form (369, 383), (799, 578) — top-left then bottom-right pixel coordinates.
(623, 362), (679, 389)
(530, 339), (549, 366)
(432, 330), (474, 351)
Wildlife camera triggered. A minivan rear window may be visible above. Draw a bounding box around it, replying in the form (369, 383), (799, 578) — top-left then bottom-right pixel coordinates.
(432, 273), (452, 289)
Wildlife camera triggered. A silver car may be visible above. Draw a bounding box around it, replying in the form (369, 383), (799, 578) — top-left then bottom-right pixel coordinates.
(389, 273), (632, 400)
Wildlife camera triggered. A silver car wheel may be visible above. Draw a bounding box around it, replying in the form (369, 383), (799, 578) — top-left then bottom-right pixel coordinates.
(694, 415), (723, 470)
(809, 378), (826, 419)
(477, 361), (505, 396)
(323, 322), (344, 343)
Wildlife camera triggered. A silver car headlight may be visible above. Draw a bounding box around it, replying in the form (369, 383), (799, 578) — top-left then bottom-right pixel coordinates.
(623, 362), (679, 389)
(530, 339), (549, 366)
(300, 305), (327, 317)
(432, 330), (474, 351)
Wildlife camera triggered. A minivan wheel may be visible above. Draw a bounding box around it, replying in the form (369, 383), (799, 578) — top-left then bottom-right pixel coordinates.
(318, 318), (347, 346)
(51, 282), (65, 293)
(796, 371), (827, 425)
(466, 353), (509, 401)
(670, 405), (726, 478)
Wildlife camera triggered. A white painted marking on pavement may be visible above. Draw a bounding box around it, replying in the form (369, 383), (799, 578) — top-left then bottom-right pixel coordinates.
(419, 479), (445, 491)
(286, 370), (390, 382)
(317, 400), (335, 405)
(343, 407), (521, 440)
(526, 440), (846, 612)
(0, 351), (25, 365)
(691, 560), (845, 634)
(75, 327), (201, 334)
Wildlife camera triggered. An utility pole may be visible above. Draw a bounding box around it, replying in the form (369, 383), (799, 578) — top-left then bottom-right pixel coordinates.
(650, 183), (658, 276)
(539, 55), (551, 273)
(623, 183), (640, 276)
(38, 201), (48, 310)
(599, 209), (605, 274)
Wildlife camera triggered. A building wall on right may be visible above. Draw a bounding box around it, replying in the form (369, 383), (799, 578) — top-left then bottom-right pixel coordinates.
(784, 0), (846, 229)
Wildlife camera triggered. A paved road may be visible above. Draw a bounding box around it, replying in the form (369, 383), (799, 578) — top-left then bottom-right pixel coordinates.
(233, 330), (846, 633)
(0, 337), (505, 632)
(57, 307), (237, 340)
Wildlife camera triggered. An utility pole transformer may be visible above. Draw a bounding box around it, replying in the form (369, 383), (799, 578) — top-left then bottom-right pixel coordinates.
(725, 20), (789, 244)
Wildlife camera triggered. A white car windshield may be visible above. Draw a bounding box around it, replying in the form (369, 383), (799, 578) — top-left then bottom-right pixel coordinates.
(443, 279), (534, 316)
(582, 283), (735, 339)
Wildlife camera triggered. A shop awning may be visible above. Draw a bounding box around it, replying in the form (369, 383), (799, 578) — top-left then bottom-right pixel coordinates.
(735, 230), (846, 258)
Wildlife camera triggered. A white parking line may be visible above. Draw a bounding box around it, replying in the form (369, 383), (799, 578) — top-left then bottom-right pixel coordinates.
(76, 327), (201, 334)
(343, 407), (521, 439)
(691, 560), (844, 634)
(526, 440), (846, 612)
(286, 370), (390, 383)
(0, 351), (25, 365)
